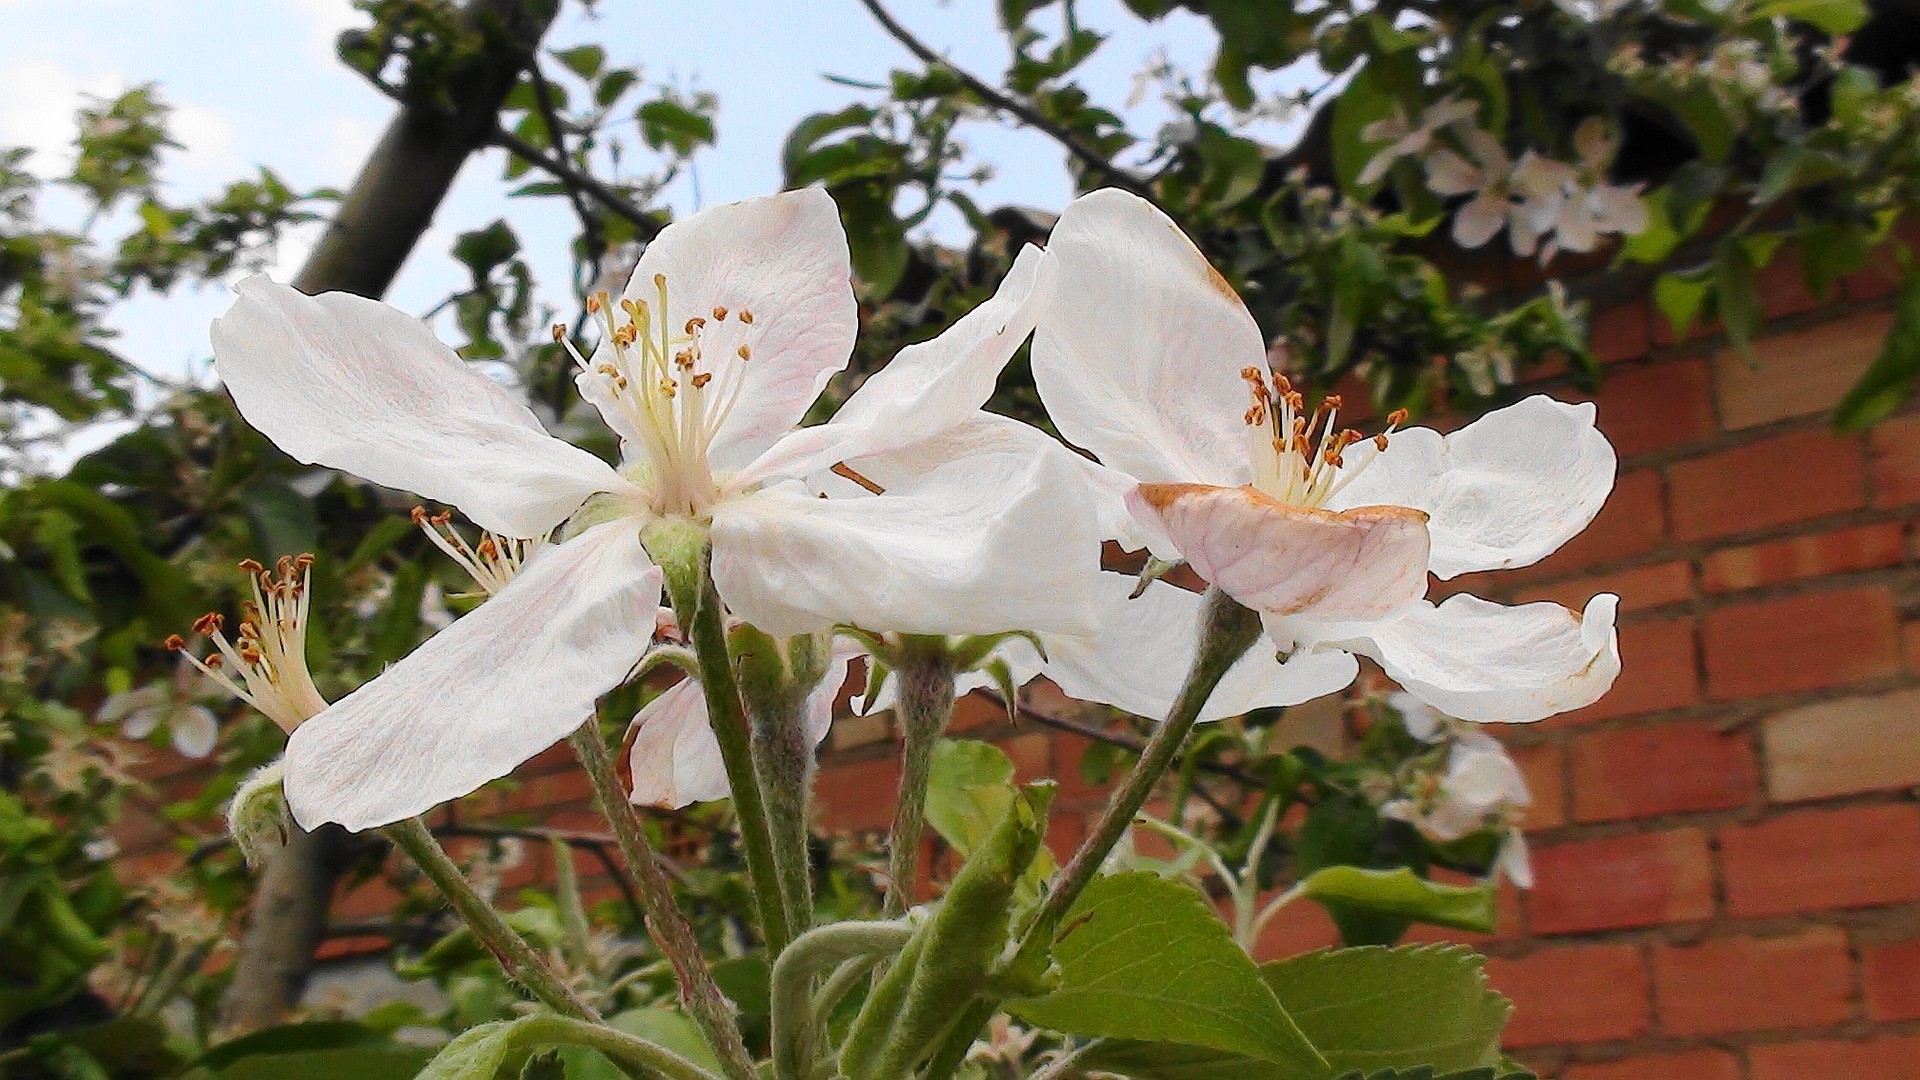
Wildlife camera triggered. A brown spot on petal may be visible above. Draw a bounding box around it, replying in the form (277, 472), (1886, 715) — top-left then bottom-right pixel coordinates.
(1203, 262), (1240, 303)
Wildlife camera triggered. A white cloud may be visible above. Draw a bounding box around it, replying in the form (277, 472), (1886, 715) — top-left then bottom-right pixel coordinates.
(0, 59), (121, 174)
(325, 113), (380, 176)
(295, 0), (363, 63)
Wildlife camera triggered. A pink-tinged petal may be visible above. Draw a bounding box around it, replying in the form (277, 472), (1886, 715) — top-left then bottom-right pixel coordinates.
(712, 416), (1103, 639)
(737, 244), (1052, 488)
(1130, 482), (1431, 623)
(1452, 194), (1509, 249)
(1328, 396), (1616, 578)
(624, 678), (731, 809)
(212, 277), (624, 538)
(283, 521), (660, 831)
(1032, 189), (1265, 487)
(1303, 592), (1620, 724)
(1424, 149), (1482, 197)
(1042, 573), (1357, 722)
(615, 188), (856, 472)
(627, 642), (856, 808)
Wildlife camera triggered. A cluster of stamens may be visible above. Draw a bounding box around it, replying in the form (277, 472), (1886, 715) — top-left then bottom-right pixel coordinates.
(411, 507), (544, 596)
(1241, 367), (1408, 508)
(552, 274), (759, 517)
(165, 555), (327, 735)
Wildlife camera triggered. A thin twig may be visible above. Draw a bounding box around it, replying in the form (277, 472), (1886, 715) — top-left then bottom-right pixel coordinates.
(491, 125), (662, 239)
(436, 822), (645, 922)
(971, 690), (1262, 787)
(853, 0), (1161, 204)
(526, 59), (606, 265)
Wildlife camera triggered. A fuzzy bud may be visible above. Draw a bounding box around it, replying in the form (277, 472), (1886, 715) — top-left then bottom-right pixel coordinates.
(227, 759), (290, 868)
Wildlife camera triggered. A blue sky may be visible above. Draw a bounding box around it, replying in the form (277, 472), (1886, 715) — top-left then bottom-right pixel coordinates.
(0, 0), (1290, 442)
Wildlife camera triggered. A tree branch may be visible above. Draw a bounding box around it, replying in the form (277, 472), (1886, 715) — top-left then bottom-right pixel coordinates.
(854, 0), (1161, 205)
(491, 125), (664, 240)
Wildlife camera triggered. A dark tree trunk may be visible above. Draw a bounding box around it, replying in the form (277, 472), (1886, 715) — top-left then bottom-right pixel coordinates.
(221, 0), (560, 1034)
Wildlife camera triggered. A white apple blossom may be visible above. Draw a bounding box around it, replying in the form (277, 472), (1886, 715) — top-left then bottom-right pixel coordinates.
(1381, 694), (1534, 887)
(1031, 189), (1622, 725)
(211, 188), (1105, 832)
(1424, 128), (1518, 250)
(1508, 121), (1648, 259)
(1357, 97), (1479, 186)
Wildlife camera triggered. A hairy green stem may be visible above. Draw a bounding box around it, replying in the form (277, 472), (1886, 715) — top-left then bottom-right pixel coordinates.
(1027, 588), (1259, 934)
(508, 1014), (725, 1080)
(382, 817), (599, 1021)
(770, 920), (915, 1080)
(917, 591), (1260, 1080)
(884, 638), (957, 916)
(738, 629), (823, 942)
(568, 725), (757, 1080)
(649, 522), (792, 954)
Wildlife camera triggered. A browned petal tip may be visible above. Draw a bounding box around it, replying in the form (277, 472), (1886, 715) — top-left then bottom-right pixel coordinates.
(1134, 481), (1219, 512)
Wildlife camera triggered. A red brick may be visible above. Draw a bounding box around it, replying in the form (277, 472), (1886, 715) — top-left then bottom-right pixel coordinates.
(1757, 242), (1820, 317)
(1870, 414), (1920, 507)
(1864, 937), (1920, 1022)
(1715, 312), (1892, 429)
(1590, 299), (1651, 364)
(1750, 1036), (1920, 1080)
(1667, 430), (1867, 541)
(1722, 803), (1920, 917)
(1249, 892), (1340, 961)
(1701, 521), (1908, 592)
(1515, 561), (1692, 614)
(814, 756), (901, 833)
(1908, 621), (1920, 676)
(1486, 943), (1650, 1047)
(996, 733), (1052, 785)
(1517, 469), (1666, 581)
(1589, 359), (1717, 457)
(1527, 829), (1715, 935)
(1559, 616), (1699, 724)
(1511, 741), (1566, 830)
(1653, 928), (1854, 1035)
(1702, 586), (1902, 699)
(1562, 1049), (1741, 1080)
(1570, 720), (1758, 821)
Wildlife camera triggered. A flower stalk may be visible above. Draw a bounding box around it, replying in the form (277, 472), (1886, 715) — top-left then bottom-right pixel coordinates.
(883, 636), (957, 916)
(1026, 587), (1260, 938)
(381, 817), (600, 1022)
(770, 920), (915, 1080)
(645, 517), (792, 954)
(567, 722), (757, 1080)
(734, 626), (825, 941)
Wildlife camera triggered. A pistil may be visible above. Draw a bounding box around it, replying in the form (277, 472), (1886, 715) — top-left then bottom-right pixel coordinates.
(555, 275), (762, 519)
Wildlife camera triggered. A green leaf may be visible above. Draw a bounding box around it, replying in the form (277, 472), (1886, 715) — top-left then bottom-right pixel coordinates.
(1267, 946), (1509, 1074)
(925, 738), (1017, 857)
(638, 99), (715, 155)
(1291, 868), (1496, 936)
(1714, 236), (1763, 356)
(181, 1023), (431, 1080)
(242, 480), (319, 560)
(1835, 263), (1920, 429)
(1008, 874), (1323, 1071)
(1756, 0), (1867, 33)
(552, 45), (606, 80)
(1654, 270), (1713, 341)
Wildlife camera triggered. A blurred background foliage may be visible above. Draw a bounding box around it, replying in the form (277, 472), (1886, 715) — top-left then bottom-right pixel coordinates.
(3, 0), (1916, 1074)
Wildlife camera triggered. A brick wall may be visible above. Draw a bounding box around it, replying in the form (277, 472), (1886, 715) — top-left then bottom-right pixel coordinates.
(107, 238), (1920, 1073)
(813, 247), (1920, 1075)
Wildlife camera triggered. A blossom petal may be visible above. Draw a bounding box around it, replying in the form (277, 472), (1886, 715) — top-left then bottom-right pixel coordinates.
(612, 188), (856, 472)
(712, 417), (1103, 639)
(1452, 194), (1509, 249)
(212, 276), (624, 538)
(1303, 592), (1620, 724)
(283, 521), (661, 831)
(629, 644), (856, 808)
(1129, 483), (1431, 622)
(736, 244), (1053, 488)
(1032, 189), (1265, 487)
(1042, 573), (1357, 722)
(1425, 149), (1482, 197)
(1328, 396), (1616, 578)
